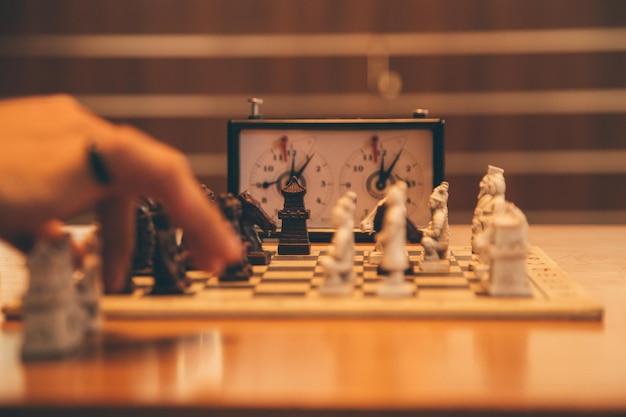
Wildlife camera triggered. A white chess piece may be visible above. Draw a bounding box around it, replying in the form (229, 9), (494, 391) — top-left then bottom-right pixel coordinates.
(74, 228), (103, 334)
(479, 202), (532, 297)
(360, 196), (386, 264)
(377, 182), (413, 297)
(21, 233), (86, 359)
(471, 165), (506, 273)
(420, 181), (451, 272)
(320, 192), (357, 295)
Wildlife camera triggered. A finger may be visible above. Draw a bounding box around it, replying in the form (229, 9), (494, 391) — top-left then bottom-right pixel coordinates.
(102, 126), (243, 273)
(96, 195), (134, 293)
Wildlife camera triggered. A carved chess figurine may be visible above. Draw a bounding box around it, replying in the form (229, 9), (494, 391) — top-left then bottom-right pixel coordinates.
(131, 197), (157, 275)
(238, 190), (277, 265)
(149, 207), (191, 294)
(218, 192), (253, 281)
(278, 176), (311, 255)
(477, 202), (532, 297)
(320, 191), (357, 295)
(22, 233), (86, 359)
(419, 181), (451, 272)
(471, 165), (506, 271)
(74, 227), (103, 334)
(361, 184), (423, 265)
(377, 182), (414, 297)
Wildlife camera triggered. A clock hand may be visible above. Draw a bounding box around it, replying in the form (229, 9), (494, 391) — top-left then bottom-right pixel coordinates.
(289, 150), (297, 177)
(376, 152), (386, 190)
(294, 153), (314, 179)
(385, 149), (402, 176)
(256, 152), (312, 189)
(376, 149), (402, 190)
(256, 179), (280, 189)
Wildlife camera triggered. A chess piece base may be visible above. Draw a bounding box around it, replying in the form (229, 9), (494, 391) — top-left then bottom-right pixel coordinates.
(248, 250), (274, 265)
(377, 282), (414, 297)
(419, 258), (451, 272)
(278, 243), (311, 255)
(368, 251), (382, 265)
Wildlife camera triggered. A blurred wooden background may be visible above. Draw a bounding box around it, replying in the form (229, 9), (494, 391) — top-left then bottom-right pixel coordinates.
(0, 0), (624, 224)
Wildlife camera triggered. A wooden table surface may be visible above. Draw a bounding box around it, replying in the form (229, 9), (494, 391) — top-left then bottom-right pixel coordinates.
(1, 225), (626, 416)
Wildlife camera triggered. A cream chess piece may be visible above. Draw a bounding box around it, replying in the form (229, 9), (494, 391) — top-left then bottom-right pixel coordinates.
(477, 202), (532, 297)
(377, 183), (413, 297)
(420, 181), (451, 272)
(320, 192), (357, 295)
(471, 165), (506, 274)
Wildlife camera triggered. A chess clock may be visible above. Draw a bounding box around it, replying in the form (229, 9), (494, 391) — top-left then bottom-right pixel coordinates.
(227, 102), (444, 240)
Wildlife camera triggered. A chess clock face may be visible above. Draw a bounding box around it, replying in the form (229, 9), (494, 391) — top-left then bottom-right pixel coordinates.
(228, 118), (444, 238)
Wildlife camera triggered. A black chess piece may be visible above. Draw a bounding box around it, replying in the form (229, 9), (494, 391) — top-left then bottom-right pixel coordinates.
(277, 176), (311, 255)
(149, 207), (191, 295)
(131, 197), (157, 275)
(238, 191), (277, 265)
(218, 193), (253, 281)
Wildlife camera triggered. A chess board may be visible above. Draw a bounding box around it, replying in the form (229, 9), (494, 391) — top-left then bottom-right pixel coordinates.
(102, 244), (603, 320)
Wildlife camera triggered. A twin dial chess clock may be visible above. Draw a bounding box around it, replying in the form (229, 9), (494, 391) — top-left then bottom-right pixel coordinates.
(227, 101), (444, 239)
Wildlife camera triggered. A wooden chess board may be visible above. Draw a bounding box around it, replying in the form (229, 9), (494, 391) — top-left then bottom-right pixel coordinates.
(102, 244), (603, 320)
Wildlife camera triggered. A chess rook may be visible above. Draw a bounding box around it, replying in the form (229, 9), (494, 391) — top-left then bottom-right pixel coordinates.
(278, 176), (311, 255)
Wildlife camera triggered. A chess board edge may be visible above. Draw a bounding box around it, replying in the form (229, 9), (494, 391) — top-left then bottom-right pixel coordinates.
(97, 245), (603, 321)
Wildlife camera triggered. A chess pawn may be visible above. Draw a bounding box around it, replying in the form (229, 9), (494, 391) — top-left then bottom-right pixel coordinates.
(377, 183), (414, 297)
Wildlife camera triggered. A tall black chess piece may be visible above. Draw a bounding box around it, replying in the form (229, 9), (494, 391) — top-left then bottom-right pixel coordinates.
(278, 176), (311, 255)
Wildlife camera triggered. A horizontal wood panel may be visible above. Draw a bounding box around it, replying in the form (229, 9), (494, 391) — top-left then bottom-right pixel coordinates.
(0, 0), (623, 35)
(444, 114), (626, 151)
(108, 114), (626, 154)
(112, 118), (229, 153)
(1, 53), (624, 96)
(447, 174), (626, 211)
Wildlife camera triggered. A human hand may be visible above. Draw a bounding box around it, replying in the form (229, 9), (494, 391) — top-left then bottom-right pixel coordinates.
(0, 95), (242, 292)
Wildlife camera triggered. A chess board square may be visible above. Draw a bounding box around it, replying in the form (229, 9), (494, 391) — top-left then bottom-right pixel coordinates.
(132, 276), (154, 288)
(273, 255), (319, 262)
(198, 288), (254, 300)
(415, 269), (464, 278)
(252, 266), (269, 275)
(270, 260), (318, 269)
(415, 277), (470, 289)
(206, 280), (255, 290)
(187, 270), (211, 282)
(255, 282), (311, 296)
(418, 289), (475, 300)
(262, 270), (315, 280)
